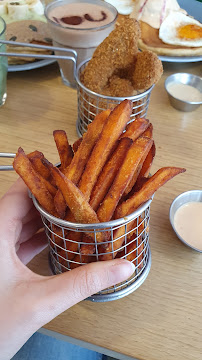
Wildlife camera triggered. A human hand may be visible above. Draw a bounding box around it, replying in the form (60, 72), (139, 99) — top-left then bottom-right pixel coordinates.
(0, 179), (135, 360)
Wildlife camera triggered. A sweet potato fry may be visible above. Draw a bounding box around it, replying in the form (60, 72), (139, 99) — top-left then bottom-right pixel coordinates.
(53, 109), (111, 216)
(25, 155), (57, 197)
(50, 165), (105, 243)
(120, 118), (149, 141)
(99, 218), (136, 261)
(57, 212), (84, 260)
(118, 236), (144, 268)
(97, 136), (153, 222)
(56, 231), (83, 263)
(28, 151), (51, 180)
(89, 137), (133, 211)
(80, 233), (97, 255)
(53, 190), (67, 219)
(79, 100), (133, 201)
(134, 143), (156, 191)
(142, 122), (153, 138)
(65, 109), (111, 184)
(72, 137), (82, 153)
(53, 130), (73, 170)
(117, 219), (145, 267)
(123, 137), (154, 196)
(13, 148), (56, 215)
(100, 167), (186, 261)
(116, 167), (186, 219)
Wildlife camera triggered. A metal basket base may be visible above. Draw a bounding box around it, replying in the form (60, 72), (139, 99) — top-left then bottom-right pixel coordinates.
(48, 246), (151, 302)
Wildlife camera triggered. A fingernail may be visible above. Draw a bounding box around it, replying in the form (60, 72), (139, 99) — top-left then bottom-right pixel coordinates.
(110, 259), (135, 284)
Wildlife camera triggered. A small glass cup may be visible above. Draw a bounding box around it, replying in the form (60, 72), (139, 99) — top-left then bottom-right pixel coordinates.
(0, 17), (7, 107)
(45, 0), (118, 88)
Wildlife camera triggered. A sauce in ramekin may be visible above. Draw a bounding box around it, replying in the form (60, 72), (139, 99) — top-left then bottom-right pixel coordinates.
(167, 83), (202, 103)
(174, 201), (202, 250)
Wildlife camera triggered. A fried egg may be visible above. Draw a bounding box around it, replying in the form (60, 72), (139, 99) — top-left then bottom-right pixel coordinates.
(159, 12), (202, 47)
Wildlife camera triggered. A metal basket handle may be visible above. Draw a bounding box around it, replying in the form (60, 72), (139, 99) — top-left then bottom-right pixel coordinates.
(0, 152), (15, 171)
(0, 39), (77, 78)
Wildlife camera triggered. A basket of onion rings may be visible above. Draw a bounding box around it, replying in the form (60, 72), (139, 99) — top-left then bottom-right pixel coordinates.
(75, 17), (163, 136)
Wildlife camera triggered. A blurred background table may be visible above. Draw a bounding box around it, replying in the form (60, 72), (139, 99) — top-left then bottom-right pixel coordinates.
(0, 59), (202, 360)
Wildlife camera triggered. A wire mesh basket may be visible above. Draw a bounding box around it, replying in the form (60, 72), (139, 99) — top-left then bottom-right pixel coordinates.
(75, 59), (154, 137)
(32, 194), (152, 302)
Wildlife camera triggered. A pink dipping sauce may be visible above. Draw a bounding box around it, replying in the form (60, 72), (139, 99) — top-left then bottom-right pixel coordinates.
(174, 201), (202, 251)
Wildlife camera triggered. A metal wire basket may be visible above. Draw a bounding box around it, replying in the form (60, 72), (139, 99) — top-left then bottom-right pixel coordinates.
(75, 59), (154, 137)
(32, 194), (152, 302)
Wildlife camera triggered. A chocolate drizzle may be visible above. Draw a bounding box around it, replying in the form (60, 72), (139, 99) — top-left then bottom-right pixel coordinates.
(61, 16), (83, 25)
(84, 11), (107, 22)
(53, 11), (107, 26)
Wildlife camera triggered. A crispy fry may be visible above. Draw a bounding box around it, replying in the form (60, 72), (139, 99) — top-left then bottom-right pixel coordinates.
(118, 236), (144, 268)
(81, 136), (152, 256)
(97, 136), (153, 222)
(121, 118), (149, 141)
(89, 138), (133, 212)
(116, 167), (186, 219)
(28, 150), (51, 180)
(134, 143), (156, 191)
(72, 137), (82, 153)
(53, 190), (67, 219)
(53, 110), (111, 217)
(53, 130), (73, 170)
(66, 109), (111, 185)
(56, 231), (83, 264)
(123, 137), (154, 196)
(80, 234), (95, 255)
(99, 218), (138, 261)
(13, 148), (56, 215)
(79, 100), (133, 201)
(50, 165), (105, 244)
(25, 156), (57, 197)
(117, 219), (145, 268)
(13, 99), (186, 271)
(142, 122), (153, 139)
(100, 167), (186, 261)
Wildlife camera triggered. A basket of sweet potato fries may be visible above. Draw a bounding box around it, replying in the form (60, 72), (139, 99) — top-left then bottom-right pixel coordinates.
(76, 18), (163, 136)
(13, 100), (185, 302)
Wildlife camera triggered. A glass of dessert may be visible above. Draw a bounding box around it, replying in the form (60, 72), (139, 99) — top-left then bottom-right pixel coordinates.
(0, 17), (7, 107)
(45, 0), (118, 87)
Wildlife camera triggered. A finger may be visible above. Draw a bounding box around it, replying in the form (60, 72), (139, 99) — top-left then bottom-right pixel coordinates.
(35, 259), (135, 325)
(17, 231), (48, 265)
(22, 206), (41, 225)
(17, 217), (43, 245)
(0, 178), (33, 245)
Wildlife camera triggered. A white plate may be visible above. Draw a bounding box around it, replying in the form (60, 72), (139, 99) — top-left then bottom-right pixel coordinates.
(8, 59), (56, 72)
(158, 55), (202, 63)
(157, 0), (202, 63)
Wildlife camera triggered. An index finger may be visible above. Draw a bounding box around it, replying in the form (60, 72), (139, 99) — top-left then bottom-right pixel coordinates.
(0, 178), (34, 244)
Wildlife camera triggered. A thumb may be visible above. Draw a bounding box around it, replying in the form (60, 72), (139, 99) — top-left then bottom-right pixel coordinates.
(35, 259), (135, 325)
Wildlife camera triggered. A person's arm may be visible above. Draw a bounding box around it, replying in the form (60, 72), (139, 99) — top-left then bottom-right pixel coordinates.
(0, 178), (134, 360)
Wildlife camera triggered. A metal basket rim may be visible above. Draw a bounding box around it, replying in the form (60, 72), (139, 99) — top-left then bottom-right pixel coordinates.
(31, 194), (153, 230)
(75, 58), (155, 101)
